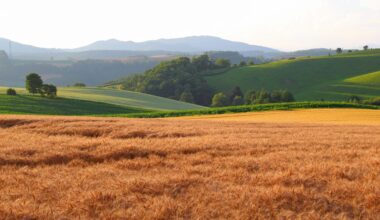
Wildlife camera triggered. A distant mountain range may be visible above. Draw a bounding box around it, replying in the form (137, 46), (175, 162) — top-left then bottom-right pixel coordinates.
(0, 36), (280, 60)
(1, 36), (378, 61)
(74, 36), (279, 53)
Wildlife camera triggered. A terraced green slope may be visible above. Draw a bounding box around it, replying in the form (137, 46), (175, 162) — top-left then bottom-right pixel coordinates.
(0, 87), (205, 111)
(206, 50), (380, 101)
(344, 71), (380, 86)
(0, 94), (148, 115)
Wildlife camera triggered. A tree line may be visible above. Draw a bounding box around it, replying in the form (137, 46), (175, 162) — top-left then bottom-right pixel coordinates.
(211, 86), (295, 107)
(335, 45), (371, 54)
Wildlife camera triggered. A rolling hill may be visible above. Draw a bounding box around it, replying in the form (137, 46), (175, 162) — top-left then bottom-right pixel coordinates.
(0, 87), (205, 111)
(205, 50), (380, 101)
(344, 71), (380, 86)
(0, 37), (61, 55)
(0, 94), (147, 116)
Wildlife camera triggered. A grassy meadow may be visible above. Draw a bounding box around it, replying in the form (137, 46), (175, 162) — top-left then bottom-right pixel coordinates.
(0, 94), (148, 115)
(0, 87), (205, 111)
(0, 112), (379, 219)
(206, 50), (380, 101)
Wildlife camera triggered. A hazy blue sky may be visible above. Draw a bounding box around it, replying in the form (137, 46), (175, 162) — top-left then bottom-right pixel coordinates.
(0, 0), (379, 51)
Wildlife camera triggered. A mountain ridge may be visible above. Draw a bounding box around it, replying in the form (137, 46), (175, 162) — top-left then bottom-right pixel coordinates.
(73, 36), (280, 53)
(1, 36), (279, 56)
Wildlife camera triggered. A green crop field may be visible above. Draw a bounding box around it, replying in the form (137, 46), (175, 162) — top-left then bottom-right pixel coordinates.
(0, 94), (148, 115)
(125, 102), (380, 118)
(206, 50), (380, 101)
(0, 87), (206, 111)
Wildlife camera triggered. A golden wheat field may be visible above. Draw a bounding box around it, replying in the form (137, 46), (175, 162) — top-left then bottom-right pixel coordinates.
(0, 109), (380, 219)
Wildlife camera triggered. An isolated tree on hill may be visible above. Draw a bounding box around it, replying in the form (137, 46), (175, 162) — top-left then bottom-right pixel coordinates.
(336, 48), (343, 54)
(73, 83), (86, 87)
(211, 92), (229, 107)
(179, 90), (195, 103)
(40, 84), (57, 98)
(26, 73), (43, 94)
(363, 45), (369, 51)
(6, 88), (17, 96)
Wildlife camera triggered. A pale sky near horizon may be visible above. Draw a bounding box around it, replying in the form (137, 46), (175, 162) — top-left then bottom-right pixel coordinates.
(0, 0), (379, 51)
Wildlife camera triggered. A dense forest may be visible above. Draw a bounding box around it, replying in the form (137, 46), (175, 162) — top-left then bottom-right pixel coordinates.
(120, 55), (229, 105)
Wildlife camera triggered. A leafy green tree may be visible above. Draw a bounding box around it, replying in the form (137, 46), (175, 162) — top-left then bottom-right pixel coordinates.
(229, 86), (244, 102)
(239, 61), (247, 67)
(244, 90), (256, 104)
(211, 92), (229, 107)
(179, 90), (195, 103)
(26, 73), (43, 94)
(256, 90), (271, 104)
(73, 83), (86, 87)
(40, 84), (57, 98)
(336, 48), (343, 54)
(281, 90), (295, 102)
(365, 98), (380, 106)
(232, 96), (244, 106)
(270, 90), (282, 103)
(214, 58), (231, 68)
(347, 95), (361, 103)
(6, 88), (16, 96)
(363, 45), (369, 51)
(192, 54), (212, 71)
(248, 60), (255, 65)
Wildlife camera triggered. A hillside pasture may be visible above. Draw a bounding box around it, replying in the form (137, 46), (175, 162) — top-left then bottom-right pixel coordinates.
(0, 94), (146, 115)
(0, 87), (205, 111)
(206, 51), (380, 101)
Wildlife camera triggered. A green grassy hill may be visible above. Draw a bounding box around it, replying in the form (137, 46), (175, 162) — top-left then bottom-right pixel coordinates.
(0, 87), (206, 111)
(344, 71), (380, 86)
(0, 94), (148, 115)
(206, 50), (380, 101)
